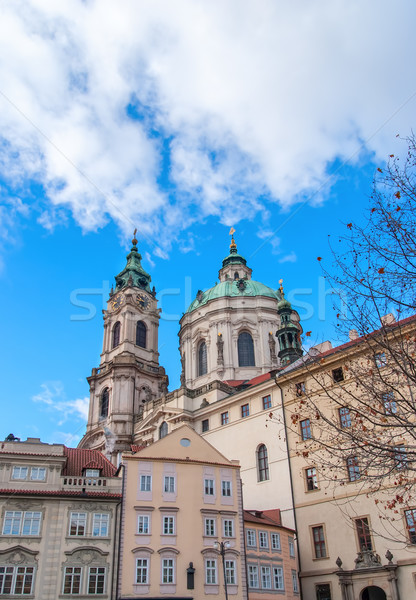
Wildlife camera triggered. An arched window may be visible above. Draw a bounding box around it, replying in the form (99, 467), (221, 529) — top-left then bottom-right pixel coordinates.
(100, 388), (109, 419)
(136, 321), (147, 348)
(112, 321), (121, 348)
(257, 444), (269, 481)
(238, 332), (255, 366)
(198, 341), (207, 376)
(234, 271), (239, 280)
(159, 421), (168, 439)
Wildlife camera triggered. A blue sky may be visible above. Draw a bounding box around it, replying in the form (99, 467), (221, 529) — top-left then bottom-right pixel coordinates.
(0, 0), (415, 446)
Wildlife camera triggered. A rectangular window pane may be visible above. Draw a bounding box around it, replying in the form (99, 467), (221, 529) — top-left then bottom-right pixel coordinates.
(162, 558), (174, 584)
(205, 518), (215, 536)
(0, 566), (14, 594)
(69, 512), (86, 536)
(246, 529), (256, 547)
(88, 567), (106, 594)
(405, 509), (416, 544)
(347, 457), (360, 482)
(241, 403), (249, 417)
(92, 513), (109, 537)
(339, 407), (351, 428)
(202, 419), (209, 432)
(306, 467), (318, 490)
(140, 475), (151, 491)
(163, 516), (174, 535)
(221, 481), (231, 497)
(22, 512), (41, 536)
(312, 526), (326, 558)
(271, 532), (281, 550)
(221, 411), (229, 425)
(136, 559), (148, 584)
(262, 395), (272, 410)
(273, 566), (284, 590)
(316, 583), (332, 600)
(12, 466), (28, 480)
(261, 566), (271, 589)
(30, 467), (46, 481)
(224, 519), (234, 537)
(225, 560), (236, 585)
(248, 565), (259, 588)
(300, 419), (312, 440)
(63, 566), (81, 594)
(292, 569), (299, 593)
(164, 476), (175, 493)
(3, 511), (22, 535)
(332, 367), (344, 382)
(206, 559), (217, 584)
(355, 517), (372, 551)
(204, 479), (214, 495)
(289, 537), (295, 557)
(259, 531), (268, 548)
(138, 515), (149, 534)
(296, 382), (306, 396)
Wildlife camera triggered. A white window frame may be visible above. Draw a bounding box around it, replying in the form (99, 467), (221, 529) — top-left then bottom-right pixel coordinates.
(292, 569), (299, 593)
(163, 476), (175, 493)
(11, 466), (28, 480)
(259, 531), (269, 549)
(221, 480), (232, 497)
(137, 515), (150, 535)
(30, 467), (46, 481)
(3, 511), (41, 536)
(88, 566), (106, 594)
(92, 513), (109, 537)
(261, 565), (272, 589)
(205, 518), (216, 537)
(85, 468), (100, 478)
(248, 564), (259, 588)
(163, 515), (175, 535)
(0, 565), (35, 595)
(273, 566), (284, 590)
(223, 519), (234, 538)
(140, 475), (152, 492)
(136, 558), (149, 584)
(63, 566), (82, 595)
(204, 478), (215, 496)
(271, 532), (281, 550)
(205, 559), (217, 585)
(289, 536), (295, 557)
(225, 560), (236, 585)
(69, 512), (87, 536)
(246, 529), (256, 547)
(162, 558), (175, 584)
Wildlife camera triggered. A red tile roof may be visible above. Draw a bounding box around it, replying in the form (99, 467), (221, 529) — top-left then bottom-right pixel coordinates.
(131, 444), (146, 453)
(0, 489), (121, 498)
(246, 372), (272, 386)
(244, 509), (281, 527)
(63, 447), (117, 477)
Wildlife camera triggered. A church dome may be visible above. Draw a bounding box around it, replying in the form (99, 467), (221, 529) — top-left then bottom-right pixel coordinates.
(186, 279), (280, 313)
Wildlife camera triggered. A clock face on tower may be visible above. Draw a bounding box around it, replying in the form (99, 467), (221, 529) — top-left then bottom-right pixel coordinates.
(136, 293), (150, 310)
(111, 294), (124, 311)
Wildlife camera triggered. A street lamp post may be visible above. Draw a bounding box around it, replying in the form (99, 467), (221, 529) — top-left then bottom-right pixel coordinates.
(214, 540), (231, 600)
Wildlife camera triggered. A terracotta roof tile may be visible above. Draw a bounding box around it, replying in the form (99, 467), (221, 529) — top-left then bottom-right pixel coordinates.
(0, 489), (121, 498)
(63, 447), (117, 477)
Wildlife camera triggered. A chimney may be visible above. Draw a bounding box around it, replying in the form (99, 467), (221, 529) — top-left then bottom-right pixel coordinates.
(349, 329), (359, 341)
(381, 313), (396, 326)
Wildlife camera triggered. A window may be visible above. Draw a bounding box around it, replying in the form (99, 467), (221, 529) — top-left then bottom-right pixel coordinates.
(204, 479), (215, 496)
(202, 419), (209, 432)
(259, 531), (268, 548)
(375, 352), (386, 367)
(198, 341), (207, 376)
(274, 566), (284, 590)
(339, 407), (351, 428)
(221, 481), (232, 497)
(312, 525), (327, 558)
(205, 518), (216, 537)
(0, 566), (35, 595)
(100, 388), (109, 419)
(332, 367), (344, 382)
(3, 511), (41, 536)
(261, 566), (271, 589)
(205, 559), (217, 584)
(223, 519), (234, 538)
(225, 560), (236, 585)
(88, 567), (106, 594)
(405, 509), (416, 544)
(11, 466), (28, 480)
(262, 395), (272, 410)
(306, 467), (318, 491)
(63, 566), (81, 594)
(140, 475), (152, 492)
(271, 532), (281, 550)
(248, 565), (259, 588)
(221, 411), (229, 425)
(85, 469), (100, 478)
(296, 382), (306, 396)
(30, 467), (46, 481)
(92, 513), (109, 537)
(393, 445), (407, 469)
(347, 456), (360, 482)
(159, 421), (168, 439)
(69, 512), (86, 536)
(137, 515), (149, 534)
(292, 570), (299, 593)
(164, 476), (175, 493)
(316, 583), (332, 600)
(289, 537), (295, 557)
(112, 321), (121, 348)
(241, 403), (249, 417)
(136, 558), (148, 584)
(238, 332), (255, 367)
(257, 444), (269, 481)
(163, 516), (175, 535)
(300, 418), (312, 440)
(162, 558), (174, 584)
(246, 529), (256, 547)
(136, 321), (147, 348)
(355, 517), (372, 551)
(383, 392), (397, 414)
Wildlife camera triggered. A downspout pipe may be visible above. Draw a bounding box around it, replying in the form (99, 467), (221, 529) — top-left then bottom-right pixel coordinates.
(275, 379), (304, 600)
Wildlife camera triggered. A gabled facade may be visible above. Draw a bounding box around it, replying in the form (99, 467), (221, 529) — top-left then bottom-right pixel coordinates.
(118, 424), (247, 599)
(0, 437), (122, 599)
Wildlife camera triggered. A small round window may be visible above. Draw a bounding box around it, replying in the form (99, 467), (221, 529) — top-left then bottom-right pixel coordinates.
(180, 438), (191, 447)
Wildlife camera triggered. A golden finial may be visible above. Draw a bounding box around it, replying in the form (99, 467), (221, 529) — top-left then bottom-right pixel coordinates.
(132, 228), (138, 246)
(229, 227), (237, 251)
(279, 278), (284, 296)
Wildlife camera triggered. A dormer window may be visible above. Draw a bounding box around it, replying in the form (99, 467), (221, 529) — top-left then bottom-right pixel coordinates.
(84, 469), (100, 478)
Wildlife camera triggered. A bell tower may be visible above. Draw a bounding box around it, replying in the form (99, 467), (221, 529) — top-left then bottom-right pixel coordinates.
(79, 233), (168, 461)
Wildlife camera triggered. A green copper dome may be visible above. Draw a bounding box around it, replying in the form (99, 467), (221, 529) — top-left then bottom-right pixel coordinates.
(114, 234), (152, 293)
(186, 279), (281, 313)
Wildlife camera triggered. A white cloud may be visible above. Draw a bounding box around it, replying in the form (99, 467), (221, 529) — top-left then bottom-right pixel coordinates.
(0, 0), (415, 247)
(279, 252), (297, 264)
(32, 381), (89, 426)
